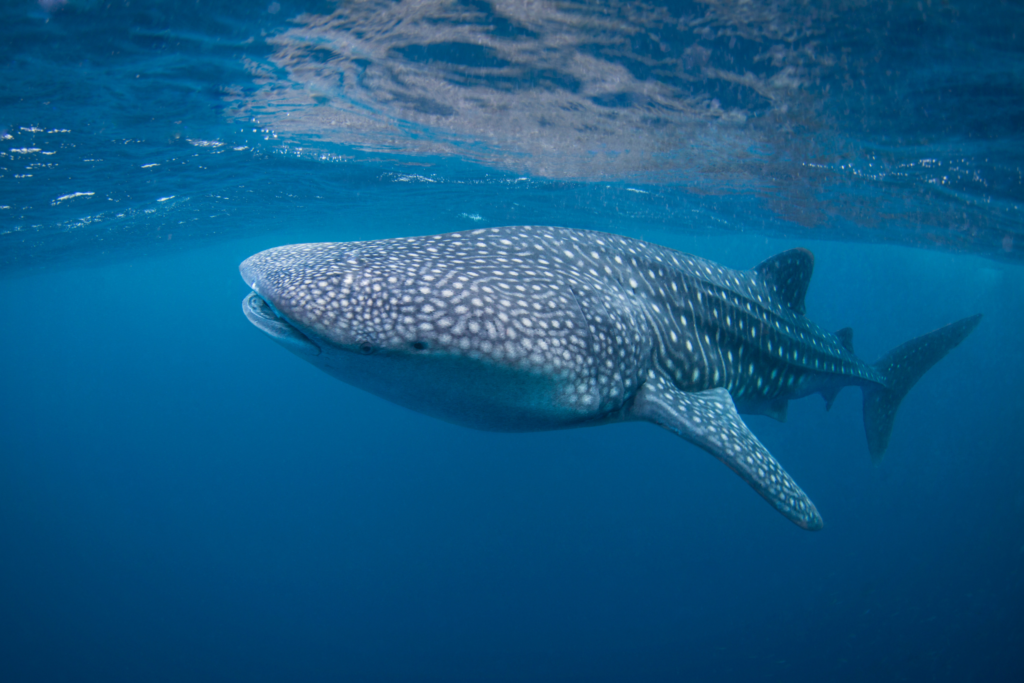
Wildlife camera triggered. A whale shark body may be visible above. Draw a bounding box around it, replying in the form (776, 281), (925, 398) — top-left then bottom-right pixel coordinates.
(241, 226), (980, 530)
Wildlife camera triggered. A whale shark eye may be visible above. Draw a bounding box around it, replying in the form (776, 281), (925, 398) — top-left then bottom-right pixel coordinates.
(359, 342), (374, 354)
(412, 341), (430, 351)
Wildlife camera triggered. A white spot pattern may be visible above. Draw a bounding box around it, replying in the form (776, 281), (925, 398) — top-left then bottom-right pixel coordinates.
(242, 225), (884, 419)
(240, 225), (907, 531)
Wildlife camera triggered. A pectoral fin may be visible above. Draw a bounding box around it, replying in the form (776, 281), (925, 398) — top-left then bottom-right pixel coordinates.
(630, 377), (823, 530)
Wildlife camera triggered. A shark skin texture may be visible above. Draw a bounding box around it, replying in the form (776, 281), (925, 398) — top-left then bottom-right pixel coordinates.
(241, 226), (981, 530)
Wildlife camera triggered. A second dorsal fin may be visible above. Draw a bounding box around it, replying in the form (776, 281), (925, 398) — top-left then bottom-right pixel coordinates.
(835, 327), (855, 354)
(754, 248), (814, 315)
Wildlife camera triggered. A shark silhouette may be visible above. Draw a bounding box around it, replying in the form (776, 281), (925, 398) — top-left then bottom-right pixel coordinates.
(241, 226), (981, 530)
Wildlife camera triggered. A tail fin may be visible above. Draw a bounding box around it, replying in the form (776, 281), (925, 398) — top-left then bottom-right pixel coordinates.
(863, 314), (982, 462)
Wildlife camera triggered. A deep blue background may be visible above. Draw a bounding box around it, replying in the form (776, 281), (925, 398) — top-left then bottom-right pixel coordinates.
(1, 232), (1021, 681)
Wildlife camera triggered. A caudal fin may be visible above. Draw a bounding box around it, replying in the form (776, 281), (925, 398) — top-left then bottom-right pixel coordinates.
(863, 314), (982, 462)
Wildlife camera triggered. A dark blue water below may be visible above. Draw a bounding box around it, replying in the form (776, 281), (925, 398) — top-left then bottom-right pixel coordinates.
(2, 1), (1023, 681)
(1, 233), (1021, 682)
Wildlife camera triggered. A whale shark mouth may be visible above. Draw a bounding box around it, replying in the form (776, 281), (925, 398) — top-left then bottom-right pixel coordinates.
(242, 291), (321, 356)
(246, 291), (285, 322)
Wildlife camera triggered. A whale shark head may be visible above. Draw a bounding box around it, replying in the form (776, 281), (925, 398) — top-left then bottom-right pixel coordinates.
(239, 234), (615, 431)
(240, 242), (392, 358)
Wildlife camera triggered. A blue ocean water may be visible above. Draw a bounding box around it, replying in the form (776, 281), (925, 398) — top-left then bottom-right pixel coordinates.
(1, 1), (1022, 681)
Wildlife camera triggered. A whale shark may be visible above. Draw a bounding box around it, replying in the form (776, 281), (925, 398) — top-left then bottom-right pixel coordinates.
(240, 226), (981, 530)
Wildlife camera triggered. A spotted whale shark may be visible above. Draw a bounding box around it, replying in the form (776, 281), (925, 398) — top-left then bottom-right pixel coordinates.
(240, 226), (980, 530)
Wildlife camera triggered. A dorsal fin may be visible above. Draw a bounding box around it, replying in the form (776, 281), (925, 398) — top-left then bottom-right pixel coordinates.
(754, 248), (814, 315)
(835, 327), (854, 354)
